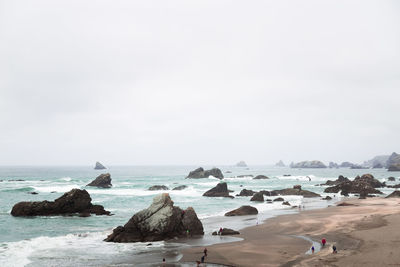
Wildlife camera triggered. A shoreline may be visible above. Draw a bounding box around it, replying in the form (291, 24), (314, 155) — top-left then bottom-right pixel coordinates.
(180, 197), (400, 266)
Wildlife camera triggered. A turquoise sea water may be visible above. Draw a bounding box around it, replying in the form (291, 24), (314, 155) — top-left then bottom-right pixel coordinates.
(0, 165), (397, 266)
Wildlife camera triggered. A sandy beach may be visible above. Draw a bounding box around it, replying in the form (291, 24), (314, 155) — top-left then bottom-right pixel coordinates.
(180, 197), (400, 267)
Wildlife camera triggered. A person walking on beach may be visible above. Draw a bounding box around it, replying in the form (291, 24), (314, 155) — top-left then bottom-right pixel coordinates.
(311, 246), (315, 253)
(332, 245), (337, 253)
(201, 255), (205, 263)
(218, 227), (223, 235)
(322, 238), (326, 247)
(204, 247), (207, 257)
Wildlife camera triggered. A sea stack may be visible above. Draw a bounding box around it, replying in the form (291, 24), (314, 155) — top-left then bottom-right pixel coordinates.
(94, 161), (107, 170)
(105, 193), (203, 242)
(236, 161), (247, 167)
(87, 173), (112, 188)
(186, 167), (224, 179)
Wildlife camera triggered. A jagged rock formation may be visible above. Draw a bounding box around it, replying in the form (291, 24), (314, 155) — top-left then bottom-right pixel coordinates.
(340, 162), (355, 168)
(172, 185), (188, 190)
(291, 161), (327, 168)
(87, 173), (112, 188)
(253, 175), (269, 180)
(203, 183), (233, 198)
(320, 175), (350, 186)
(363, 155), (390, 168)
(324, 174), (384, 196)
(236, 161), (247, 167)
(105, 193), (203, 242)
(186, 167), (224, 179)
(11, 189), (110, 216)
(250, 192), (264, 202)
(94, 161), (106, 170)
(225, 206), (258, 216)
(236, 189), (256, 196)
(275, 160), (285, 167)
(329, 162), (339, 168)
(148, 185), (169, 191)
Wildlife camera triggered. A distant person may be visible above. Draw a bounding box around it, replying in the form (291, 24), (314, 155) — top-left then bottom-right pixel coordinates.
(332, 245), (337, 253)
(162, 258), (165, 266)
(196, 260), (201, 266)
(311, 246), (315, 253)
(186, 229), (190, 237)
(204, 247), (208, 256)
(219, 227), (223, 235)
(201, 255), (205, 263)
(322, 238), (326, 247)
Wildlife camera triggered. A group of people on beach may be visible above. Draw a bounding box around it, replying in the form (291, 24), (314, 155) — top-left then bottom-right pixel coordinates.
(311, 238), (337, 254)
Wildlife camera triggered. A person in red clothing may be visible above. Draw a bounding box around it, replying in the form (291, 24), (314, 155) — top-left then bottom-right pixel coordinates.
(322, 238), (326, 247)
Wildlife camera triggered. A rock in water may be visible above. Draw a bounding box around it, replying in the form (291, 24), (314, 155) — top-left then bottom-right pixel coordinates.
(87, 173), (112, 188)
(250, 192), (264, 202)
(186, 167), (224, 179)
(105, 193), (203, 242)
(94, 161), (106, 170)
(236, 189), (256, 196)
(386, 152), (400, 168)
(275, 160), (285, 167)
(236, 161), (247, 167)
(225, 206), (258, 216)
(253, 175), (269, 180)
(11, 189), (110, 216)
(291, 160), (327, 168)
(203, 182), (233, 198)
(324, 174), (384, 196)
(148, 185), (169, 191)
(172, 185), (188, 190)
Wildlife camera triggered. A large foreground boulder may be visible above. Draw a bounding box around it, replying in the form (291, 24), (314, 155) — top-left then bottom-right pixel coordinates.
(186, 167), (224, 179)
(105, 193), (203, 242)
(324, 174), (384, 196)
(87, 173), (112, 188)
(11, 189), (110, 216)
(203, 183), (233, 198)
(225, 206), (258, 216)
(94, 161), (106, 170)
(291, 160), (327, 168)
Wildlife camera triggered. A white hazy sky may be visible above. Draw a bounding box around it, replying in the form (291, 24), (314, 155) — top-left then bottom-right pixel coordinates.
(0, 0), (399, 165)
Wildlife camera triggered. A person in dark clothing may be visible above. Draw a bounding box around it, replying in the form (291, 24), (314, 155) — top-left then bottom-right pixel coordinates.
(201, 255), (205, 263)
(311, 246), (315, 253)
(204, 247), (208, 256)
(332, 245), (337, 253)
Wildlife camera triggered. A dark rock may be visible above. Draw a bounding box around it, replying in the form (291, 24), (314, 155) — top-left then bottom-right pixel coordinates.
(237, 175), (253, 178)
(322, 196), (332, 200)
(148, 185), (169, 191)
(250, 192), (264, 202)
(79, 212), (91, 217)
(225, 171), (232, 173)
(236, 161), (247, 167)
(291, 161), (327, 168)
(105, 193), (203, 242)
(172, 185), (188, 191)
(275, 160), (285, 167)
(388, 177), (396, 181)
(225, 205), (258, 216)
(387, 184), (400, 188)
(282, 201), (290, 206)
(253, 175), (269, 180)
(321, 175), (350, 186)
(386, 191), (400, 198)
(324, 174), (384, 196)
(212, 228), (240, 235)
(259, 190), (271, 196)
(293, 185), (301, 190)
(270, 188), (321, 198)
(29, 192), (38, 195)
(186, 167), (224, 179)
(273, 197), (284, 202)
(388, 164), (400, 172)
(87, 173), (112, 188)
(11, 189), (110, 216)
(236, 189), (256, 197)
(203, 183), (233, 198)
(337, 202), (356, 206)
(94, 161), (106, 170)
(283, 174), (291, 177)
(8, 179), (25, 182)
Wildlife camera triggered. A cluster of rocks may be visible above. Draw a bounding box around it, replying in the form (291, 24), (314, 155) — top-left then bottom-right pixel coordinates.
(105, 193), (203, 242)
(87, 173), (112, 188)
(11, 189), (110, 217)
(323, 174), (384, 197)
(290, 161), (327, 168)
(236, 185), (320, 199)
(186, 167), (224, 179)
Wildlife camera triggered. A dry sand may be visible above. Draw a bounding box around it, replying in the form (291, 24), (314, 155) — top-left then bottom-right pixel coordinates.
(180, 197), (400, 267)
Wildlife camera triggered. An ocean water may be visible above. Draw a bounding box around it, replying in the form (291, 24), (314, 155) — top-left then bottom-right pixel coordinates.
(0, 165), (397, 266)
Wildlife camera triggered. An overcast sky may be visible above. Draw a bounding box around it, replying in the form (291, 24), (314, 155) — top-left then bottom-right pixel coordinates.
(0, 0), (399, 165)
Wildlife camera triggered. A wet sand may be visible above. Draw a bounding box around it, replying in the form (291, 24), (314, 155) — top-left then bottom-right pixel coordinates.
(180, 197), (400, 266)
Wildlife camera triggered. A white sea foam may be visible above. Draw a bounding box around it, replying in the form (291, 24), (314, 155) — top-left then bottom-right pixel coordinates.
(32, 184), (81, 193)
(0, 231), (164, 267)
(60, 177), (72, 182)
